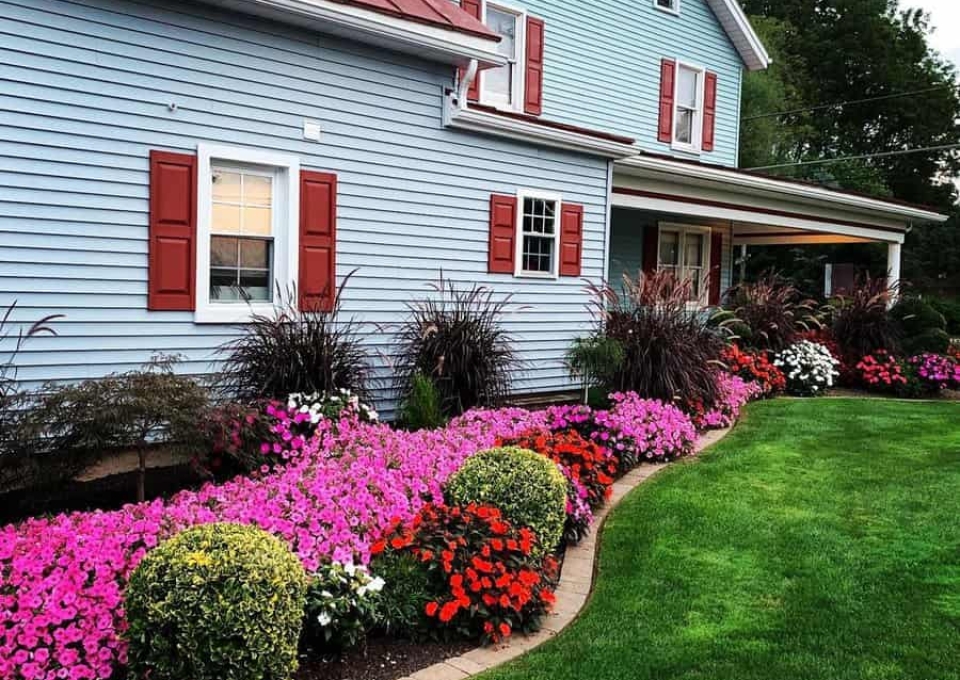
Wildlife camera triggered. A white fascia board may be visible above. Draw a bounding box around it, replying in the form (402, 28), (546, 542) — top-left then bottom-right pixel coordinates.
(444, 102), (638, 159)
(203, 0), (507, 69)
(616, 155), (948, 224)
(705, 0), (770, 71)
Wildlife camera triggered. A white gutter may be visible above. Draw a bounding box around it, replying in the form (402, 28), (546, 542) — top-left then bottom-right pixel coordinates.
(617, 155), (948, 224)
(444, 95), (638, 159)
(200, 0), (508, 69)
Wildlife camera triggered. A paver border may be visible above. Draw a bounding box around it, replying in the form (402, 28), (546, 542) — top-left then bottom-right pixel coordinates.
(397, 425), (735, 680)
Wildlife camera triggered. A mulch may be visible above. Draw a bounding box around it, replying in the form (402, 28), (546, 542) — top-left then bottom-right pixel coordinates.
(294, 638), (475, 680)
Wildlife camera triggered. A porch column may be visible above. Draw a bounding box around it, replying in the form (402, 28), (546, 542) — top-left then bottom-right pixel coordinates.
(886, 242), (902, 302)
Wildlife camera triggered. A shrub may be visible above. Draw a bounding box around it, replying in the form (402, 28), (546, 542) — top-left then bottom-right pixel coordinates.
(198, 400), (278, 476)
(20, 356), (208, 501)
(370, 551), (435, 639)
(372, 503), (558, 644)
(125, 523), (307, 680)
(446, 447), (568, 553)
(689, 373), (762, 430)
(302, 561), (384, 652)
(905, 353), (960, 393)
(929, 296), (960, 336)
(394, 275), (520, 417)
(774, 340), (840, 396)
(397, 372), (446, 431)
(827, 277), (901, 363)
(855, 350), (908, 393)
(565, 336), (625, 403)
(216, 285), (371, 403)
(724, 274), (819, 352)
(719, 344), (786, 396)
(590, 270), (725, 408)
(890, 297), (949, 355)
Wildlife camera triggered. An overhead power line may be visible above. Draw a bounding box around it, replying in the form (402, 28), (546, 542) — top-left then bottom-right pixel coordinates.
(745, 143), (960, 171)
(742, 84), (957, 121)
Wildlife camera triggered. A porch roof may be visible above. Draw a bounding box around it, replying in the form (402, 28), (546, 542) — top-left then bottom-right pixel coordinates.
(613, 154), (949, 245)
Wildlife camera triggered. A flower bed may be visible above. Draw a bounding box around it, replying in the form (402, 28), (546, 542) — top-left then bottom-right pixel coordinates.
(0, 392), (714, 680)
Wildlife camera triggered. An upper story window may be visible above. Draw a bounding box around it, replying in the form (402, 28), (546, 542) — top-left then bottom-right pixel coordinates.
(658, 224), (710, 304)
(673, 63), (704, 151)
(517, 190), (562, 277)
(654, 0), (680, 15)
(482, 3), (525, 110)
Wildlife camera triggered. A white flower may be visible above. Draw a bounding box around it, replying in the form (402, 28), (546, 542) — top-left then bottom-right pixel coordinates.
(367, 576), (386, 593)
(343, 562), (357, 577)
(317, 612), (332, 627)
(321, 590), (333, 598)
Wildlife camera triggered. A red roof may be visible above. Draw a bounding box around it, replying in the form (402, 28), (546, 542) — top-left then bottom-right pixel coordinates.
(328, 0), (500, 40)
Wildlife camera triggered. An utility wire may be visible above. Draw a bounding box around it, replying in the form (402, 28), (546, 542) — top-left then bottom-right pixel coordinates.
(742, 84), (956, 121)
(746, 143), (960, 171)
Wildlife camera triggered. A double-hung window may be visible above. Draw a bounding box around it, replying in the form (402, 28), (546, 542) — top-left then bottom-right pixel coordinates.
(516, 190), (561, 277)
(482, 3), (525, 110)
(196, 144), (300, 323)
(658, 224), (710, 304)
(673, 63), (704, 151)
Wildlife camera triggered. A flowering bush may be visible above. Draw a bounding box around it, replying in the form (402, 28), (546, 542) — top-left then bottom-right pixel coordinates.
(198, 400), (278, 475)
(774, 341), (840, 396)
(719, 344), (786, 396)
(372, 503), (558, 644)
(855, 350), (908, 393)
(906, 353), (960, 393)
(302, 561), (384, 652)
(690, 373), (762, 430)
(591, 393), (698, 469)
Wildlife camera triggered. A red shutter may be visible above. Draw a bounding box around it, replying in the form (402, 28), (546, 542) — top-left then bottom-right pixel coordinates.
(524, 16), (545, 116)
(703, 72), (718, 152)
(642, 225), (660, 275)
(488, 194), (517, 274)
(708, 229), (724, 305)
(559, 203), (584, 277)
(461, 0), (483, 102)
(658, 59), (676, 143)
(148, 150), (197, 311)
(299, 171), (338, 312)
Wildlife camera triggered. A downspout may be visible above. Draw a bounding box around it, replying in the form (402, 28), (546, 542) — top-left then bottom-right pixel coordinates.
(444, 59), (478, 127)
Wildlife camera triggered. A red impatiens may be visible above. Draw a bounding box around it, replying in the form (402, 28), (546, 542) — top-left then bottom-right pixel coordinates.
(856, 350), (908, 391)
(373, 503), (558, 644)
(720, 344), (786, 396)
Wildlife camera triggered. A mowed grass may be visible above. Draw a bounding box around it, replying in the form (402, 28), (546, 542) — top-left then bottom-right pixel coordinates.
(481, 399), (960, 680)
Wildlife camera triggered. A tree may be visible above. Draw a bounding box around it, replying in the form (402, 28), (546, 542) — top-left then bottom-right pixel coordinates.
(738, 0), (960, 295)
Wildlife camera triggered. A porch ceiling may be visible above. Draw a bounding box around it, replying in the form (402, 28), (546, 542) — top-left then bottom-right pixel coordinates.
(613, 155), (948, 245)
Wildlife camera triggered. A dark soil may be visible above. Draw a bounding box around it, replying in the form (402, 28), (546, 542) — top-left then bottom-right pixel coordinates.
(294, 637), (475, 680)
(0, 465), (206, 525)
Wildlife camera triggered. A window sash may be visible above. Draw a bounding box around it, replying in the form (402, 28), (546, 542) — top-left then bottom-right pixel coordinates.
(482, 3), (524, 109)
(516, 192), (561, 277)
(658, 227), (709, 303)
(672, 64), (704, 150)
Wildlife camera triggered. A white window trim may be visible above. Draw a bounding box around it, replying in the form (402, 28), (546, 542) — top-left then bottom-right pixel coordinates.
(195, 143), (300, 324)
(671, 60), (706, 154)
(653, 0), (681, 16)
(479, 1), (527, 113)
(514, 189), (563, 279)
(656, 222), (712, 306)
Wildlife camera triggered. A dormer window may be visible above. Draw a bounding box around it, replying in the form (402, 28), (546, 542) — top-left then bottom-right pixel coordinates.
(654, 0), (680, 15)
(482, 3), (525, 110)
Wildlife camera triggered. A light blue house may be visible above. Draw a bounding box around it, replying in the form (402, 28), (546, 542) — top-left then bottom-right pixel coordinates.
(0, 0), (946, 414)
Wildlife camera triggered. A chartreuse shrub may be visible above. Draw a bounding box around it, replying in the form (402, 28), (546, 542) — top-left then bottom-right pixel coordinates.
(125, 523), (307, 680)
(445, 447), (567, 553)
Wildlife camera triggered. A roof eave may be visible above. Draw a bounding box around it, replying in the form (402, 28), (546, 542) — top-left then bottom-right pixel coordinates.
(705, 0), (771, 71)
(200, 0), (507, 69)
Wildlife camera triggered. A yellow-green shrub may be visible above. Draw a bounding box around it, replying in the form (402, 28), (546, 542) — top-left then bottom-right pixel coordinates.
(445, 447), (567, 553)
(125, 523), (307, 680)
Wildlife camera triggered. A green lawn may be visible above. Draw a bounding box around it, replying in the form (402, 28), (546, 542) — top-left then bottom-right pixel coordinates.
(482, 399), (960, 680)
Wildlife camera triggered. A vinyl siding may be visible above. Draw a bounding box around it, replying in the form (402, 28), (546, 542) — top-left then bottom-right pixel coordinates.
(479, 0), (745, 167)
(0, 0), (611, 417)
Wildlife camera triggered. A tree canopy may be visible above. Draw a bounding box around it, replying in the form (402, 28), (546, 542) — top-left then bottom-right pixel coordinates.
(738, 0), (960, 296)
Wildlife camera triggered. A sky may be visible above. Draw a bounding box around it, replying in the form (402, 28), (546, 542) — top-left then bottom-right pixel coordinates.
(907, 0), (960, 68)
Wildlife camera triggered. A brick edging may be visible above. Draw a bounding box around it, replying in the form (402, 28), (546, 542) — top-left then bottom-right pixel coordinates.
(398, 426), (735, 680)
